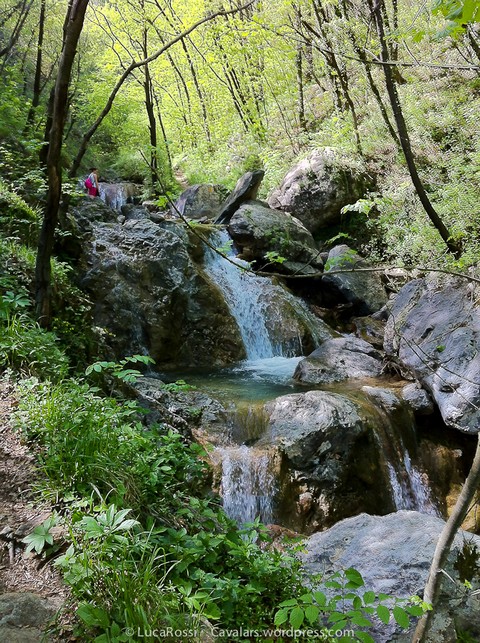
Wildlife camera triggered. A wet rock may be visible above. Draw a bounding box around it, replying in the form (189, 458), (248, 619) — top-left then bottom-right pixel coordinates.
(215, 170), (265, 224)
(173, 184), (228, 220)
(228, 201), (323, 276)
(302, 511), (480, 642)
(353, 315), (386, 348)
(293, 336), (383, 384)
(384, 275), (480, 433)
(402, 383), (434, 415)
(322, 245), (388, 315)
(264, 390), (395, 529)
(70, 200), (245, 367)
(267, 148), (369, 233)
(99, 182), (139, 211)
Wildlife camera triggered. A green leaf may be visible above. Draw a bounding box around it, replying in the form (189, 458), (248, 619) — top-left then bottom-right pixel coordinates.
(350, 614), (373, 627)
(289, 606), (305, 629)
(345, 567), (364, 588)
(279, 598), (298, 607)
(304, 605), (320, 624)
(363, 591), (376, 604)
(393, 606), (410, 629)
(313, 591), (327, 605)
(376, 604), (391, 625)
(274, 608), (289, 626)
(356, 632), (375, 643)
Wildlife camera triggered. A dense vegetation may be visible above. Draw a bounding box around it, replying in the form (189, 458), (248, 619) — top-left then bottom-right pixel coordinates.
(1, 0), (478, 640)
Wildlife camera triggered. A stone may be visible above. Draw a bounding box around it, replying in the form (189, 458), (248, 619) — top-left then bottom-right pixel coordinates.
(402, 383), (435, 415)
(293, 336), (383, 384)
(322, 244), (388, 315)
(302, 511), (480, 642)
(70, 200), (245, 367)
(215, 170), (265, 224)
(228, 201), (323, 275)
(0, 592), (58, 642)
(384, 275), (480, 433)
(173, 184), (228, 220)
(267, 148), (369, 233)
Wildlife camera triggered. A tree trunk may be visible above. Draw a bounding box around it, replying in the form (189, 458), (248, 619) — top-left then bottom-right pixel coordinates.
(35, 0), (90, 325)
(25, 0), (46, 131)
(413, 434), (480, 642)
(371, 0), (461, 259)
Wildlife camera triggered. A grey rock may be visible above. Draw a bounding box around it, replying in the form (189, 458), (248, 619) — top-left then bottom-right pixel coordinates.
(267, 148), (369, 233)
(228, 201), (323, 275)
(302, 511), (480, 642)
(0, 592), (57, 631)
(402, 383), (435, 415)
(215, 170), (265, 224)
(322, 244), (388, 314)
(384, 275), (480, 433)
(293, 336), (383, 384)
(173, 184), (228, 220)
(353, 315), (386, 348)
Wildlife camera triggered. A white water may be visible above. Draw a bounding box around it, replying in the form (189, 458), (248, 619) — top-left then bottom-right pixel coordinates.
(216, 445), (277, 525)
(204, 231), (327, 360)
(387, 452), (440, 515)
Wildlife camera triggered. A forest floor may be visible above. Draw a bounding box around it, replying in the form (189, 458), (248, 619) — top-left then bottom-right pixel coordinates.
(0, 378), (69, 640)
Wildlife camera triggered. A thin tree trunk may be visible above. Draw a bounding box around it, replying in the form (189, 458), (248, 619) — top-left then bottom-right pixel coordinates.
(68, 1), (255, 178)
(35, 0), (90, 325)
(371, 0), (461, 259)
(25, 0), (46, 130)
(413, 434), (480, 642)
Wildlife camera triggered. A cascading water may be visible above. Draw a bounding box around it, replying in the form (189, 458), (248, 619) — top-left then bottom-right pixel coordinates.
(215, 445), (278, 525)
(387, 452), (439, 515)
(203, 230), (330, 523)
(204, 230), (329, 360)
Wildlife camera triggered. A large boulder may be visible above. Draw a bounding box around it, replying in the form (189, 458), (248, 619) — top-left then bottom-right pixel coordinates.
(293, 336), (383, 384)
(384, 275), (480, 434)
(322, 244), (388, 314)
(69, 201), (245, 366)
(215, 170), (265, 224)
(173, 184), (228, 220)
(262, 388), (437, 531)
(302, 511), (480, 642)
(267, 148), (369, 233)
(228, 201), (323, 275)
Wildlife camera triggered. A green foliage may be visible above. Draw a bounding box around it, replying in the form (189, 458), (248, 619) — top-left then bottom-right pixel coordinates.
(263, 250), (287, 265)
(0, 313), (69, 380)
(432, 0), (480, 37)
(275, 569), (431, 641)
(22, 514), (59, 555)
(85, 355), (155, 384)
(0, 180), (40, 245)
(161, 379), (197, 393)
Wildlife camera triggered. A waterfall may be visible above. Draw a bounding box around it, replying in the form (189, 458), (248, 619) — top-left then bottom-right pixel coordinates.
(204, 230), (328, 359)
(387, 452), (439, 515)
(216, 445), (278, 525)
(99, 182), (138, 211)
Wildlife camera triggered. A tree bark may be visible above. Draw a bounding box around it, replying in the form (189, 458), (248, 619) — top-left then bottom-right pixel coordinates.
(371, 0), (461, 259)
(35, 0), (90, 325)
(24, 0), (46, 131)
(413, 434), (480, 642)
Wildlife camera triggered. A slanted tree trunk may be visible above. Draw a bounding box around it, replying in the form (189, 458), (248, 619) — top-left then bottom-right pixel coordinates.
(371, 0), (461, 259)
(413, 434), (480, 642)
(35, 0), (90, 325)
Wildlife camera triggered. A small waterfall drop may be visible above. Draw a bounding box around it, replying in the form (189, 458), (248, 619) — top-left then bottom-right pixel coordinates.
(215, 445), (278, 525)
(387, 452), (439, 514)
(204, 230), (328, 359)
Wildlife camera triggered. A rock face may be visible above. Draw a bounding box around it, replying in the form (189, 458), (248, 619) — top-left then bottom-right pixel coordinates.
(99, 182), (139, 211)
(228, 201), (323, 275)
(0, 593), (58, 642)
(173, 184), (228, 220)
(302, 511), (480, 642)
(215, 170), (265, 224)
(384, 275), (480, 433)
(293, 336), (383, 384)
(262, 389), (435, 531)
(322, 244), (388, 315)
(69, 200), (245, 366)
(267, 148), (369, 233)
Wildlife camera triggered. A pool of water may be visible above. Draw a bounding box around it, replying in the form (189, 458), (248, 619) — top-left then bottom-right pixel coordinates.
(159, 356), (305, 404)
